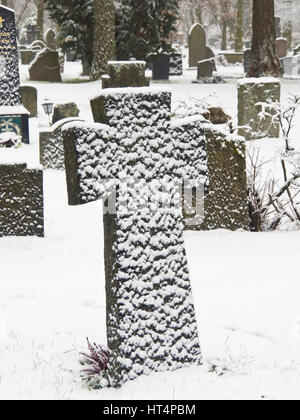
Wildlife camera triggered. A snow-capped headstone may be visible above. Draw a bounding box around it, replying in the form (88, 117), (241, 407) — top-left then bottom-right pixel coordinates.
(63, 87), (204, 388)
(277, 38), (288, 59)
(29, 48), (61, 82)
(189, 23), (206, 68)
(101, 61), (150, 89)
(238, 77), (281, 140)
(0, 6), (30, 143)
(197, 58), (215, 79)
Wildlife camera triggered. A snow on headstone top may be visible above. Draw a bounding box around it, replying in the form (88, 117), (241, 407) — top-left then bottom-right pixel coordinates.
(0, 6), (21, 106)
(237, 77), (281, 86)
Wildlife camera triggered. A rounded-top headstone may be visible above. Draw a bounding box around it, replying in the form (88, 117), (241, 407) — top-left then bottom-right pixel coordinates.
(189, 23), (206, 68)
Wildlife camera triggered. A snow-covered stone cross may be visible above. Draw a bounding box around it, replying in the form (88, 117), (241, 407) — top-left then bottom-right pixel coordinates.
(63, 87), (207, 388)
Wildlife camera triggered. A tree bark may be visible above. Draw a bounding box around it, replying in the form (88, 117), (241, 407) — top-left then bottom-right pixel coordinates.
(221, 22), (227, 51)
(248, 0), (282, 77)
(235, 0), (243, 51)
(36, 0), (44, 41)
(90, 0), (116, 80)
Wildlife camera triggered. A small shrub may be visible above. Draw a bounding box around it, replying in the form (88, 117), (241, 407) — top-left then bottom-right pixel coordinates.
(79, 338), (109, 389)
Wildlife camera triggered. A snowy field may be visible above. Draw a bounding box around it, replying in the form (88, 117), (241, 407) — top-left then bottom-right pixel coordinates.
(0, 61), (300, 400)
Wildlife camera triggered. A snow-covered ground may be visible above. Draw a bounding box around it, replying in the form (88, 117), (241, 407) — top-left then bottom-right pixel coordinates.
(0, 61), (299, 400)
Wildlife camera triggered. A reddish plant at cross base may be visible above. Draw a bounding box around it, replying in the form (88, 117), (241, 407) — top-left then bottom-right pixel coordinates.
(80, 338), (109, 381)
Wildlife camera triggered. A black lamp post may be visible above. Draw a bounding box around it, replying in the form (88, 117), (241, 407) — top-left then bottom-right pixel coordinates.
(42, 97), (54, 126)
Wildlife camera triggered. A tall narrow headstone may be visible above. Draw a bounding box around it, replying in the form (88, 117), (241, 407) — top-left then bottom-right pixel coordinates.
(275, 16), (282, 39)
(277, 38), (288, 59)
(0, 6), (29, 143)
(189, 23), (206, 68)
(45, 28), (57, 51)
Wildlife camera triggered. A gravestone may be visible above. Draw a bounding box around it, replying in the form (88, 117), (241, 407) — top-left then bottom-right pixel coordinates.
(151, 53), (170, 80)
(40, 117), (84, 170)
(64, 87), (204, 387)
(238, 77), (281, 140)
(197, 58), (215, 78)
(206, 46), (215, 60)
(277, 38), (288, 59)
(20, 85), (37, 118)
(52, 102), (79, 124)
(45, 28), (57, 51)
(275, 16), (281, 39)
(195, 124), (249, 231)
(101, 61), (150, 89)
(29, 48), (61, 82)
(0, 6), (30, 143)
(189, 23), (206, 67)
(0, 163), (44, 237)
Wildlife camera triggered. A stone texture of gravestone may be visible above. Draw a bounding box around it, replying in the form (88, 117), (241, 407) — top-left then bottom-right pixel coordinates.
(20, 49), (36, 65)
(0, 163), (44, 237)
(29, 48), (61, 82)
(280, 56), (293, 76)
(277, 38), (288, 59)
(52, 102), (80, 125)
(275, 16), (281, 39)
(0, 6), (30, 143)
(152, 54), (170, 80)
(20, 85), (37, 118)
(238, 77), (281, 140)
(197, 58), (215, 78)
(169, 52), (183, 76)
(101, 61), (150, 89)
(45, 28), (57, 51)
(244, 49), (252, 74)
(189, 23), (206, 67)
(65, 87), (204, 387)
(40, 117), (84, 170)
(189, 124), (249, 231)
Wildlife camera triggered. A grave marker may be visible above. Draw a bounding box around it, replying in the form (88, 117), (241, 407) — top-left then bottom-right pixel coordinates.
(277, 37), (288, 59)
(189, 23), (206, 67)
(63, 87), (205, 387)
(0, 6), (29, 143)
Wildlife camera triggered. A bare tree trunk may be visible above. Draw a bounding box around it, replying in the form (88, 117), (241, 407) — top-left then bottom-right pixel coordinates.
(221, 22), (227, 50)
(90, 0), (116, 80)
(35, 0), (44, 41)
(235, 0), (243, 51)
(248, 0), (281, 77)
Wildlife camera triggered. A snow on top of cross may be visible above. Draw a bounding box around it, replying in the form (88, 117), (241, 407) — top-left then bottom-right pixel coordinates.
(238, 77), (281, 86)
(107, 61), (146, 65)
(61, 120), (110, 132)
(90, 86), (171, 101)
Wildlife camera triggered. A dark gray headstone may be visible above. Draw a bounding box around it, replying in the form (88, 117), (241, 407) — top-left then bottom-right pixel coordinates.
(197, 58), (215, 78)
(45, 28), (57, 51)
(151, 54), (170, 80)
(29, 48), (61, 82)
